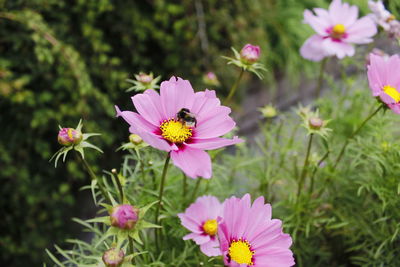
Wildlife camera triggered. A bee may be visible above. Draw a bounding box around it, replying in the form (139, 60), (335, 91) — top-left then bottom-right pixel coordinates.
(177, 108), (197, 128)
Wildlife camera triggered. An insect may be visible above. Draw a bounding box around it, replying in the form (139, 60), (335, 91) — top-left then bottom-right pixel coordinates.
(177, 108), (197, 128)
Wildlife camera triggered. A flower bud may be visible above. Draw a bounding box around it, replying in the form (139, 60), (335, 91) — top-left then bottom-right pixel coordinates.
(129, 134), (143, 145)
(137, 72), (153, 84)
(259, 104), (278, 118)
(308, 117), (323, 130)
(203, 72), (220, 86)
(110, 204), (139, 230)
(57, 128), (82, 146)
(240, 44), (261, 64)
(102, 248), (124, 267)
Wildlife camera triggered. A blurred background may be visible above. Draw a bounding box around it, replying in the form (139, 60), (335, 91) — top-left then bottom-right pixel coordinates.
(1, 0), (399, 265)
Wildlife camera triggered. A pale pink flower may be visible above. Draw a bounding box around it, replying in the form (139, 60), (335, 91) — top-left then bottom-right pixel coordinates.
(110, 204), (139, 230)
(218, 194), (295, 267)
(115, 77), (243, 179)
(300, 0), (377, 61)
(368, 0), (395, 31)
(178, 196), (223, 256)
(367, 53), (400, 114)
(240, 44), (261, 63)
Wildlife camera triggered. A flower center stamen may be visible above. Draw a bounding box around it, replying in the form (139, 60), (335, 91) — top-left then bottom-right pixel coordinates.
(203, 219), (218, 236)
(160, 119), (192, 143)
(228, 239), (254, 265)
(331, 24), (346, 39)
(383, 85), (400, 102)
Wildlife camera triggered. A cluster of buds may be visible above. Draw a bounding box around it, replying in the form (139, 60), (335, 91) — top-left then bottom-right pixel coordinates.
(110, 204), (139, 230)
(369, 0), (400, 39)
(223, 43), (266, 79)
(297, 105), (331, 139)
(50, 120), (102, 167)
(126, 72), (161, 92)
(202, 71), (220, 87)
(258, 104), (278, 119)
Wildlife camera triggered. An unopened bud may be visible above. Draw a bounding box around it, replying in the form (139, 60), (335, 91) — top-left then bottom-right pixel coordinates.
(110, 204), (139, 230)
(308, 117), (323, 130)
(102, 248), (124, 267)
(129, 134), (143, 145)
(58, 128), (82, 146)
(137, 73), (153, 84)
(240, 44), (261, 64)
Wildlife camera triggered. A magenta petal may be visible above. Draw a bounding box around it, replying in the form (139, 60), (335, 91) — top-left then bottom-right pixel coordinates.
(187, 136), (243, 150)
(170, 147), (212, 179)
(159, 77), (195, 119)
(300, 35), (327, 62)
(131, 89), (164, 126)
(200, 239), (222, 257)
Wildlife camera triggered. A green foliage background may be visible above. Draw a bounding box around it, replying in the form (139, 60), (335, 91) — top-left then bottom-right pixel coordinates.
(1, 0), (399, 266)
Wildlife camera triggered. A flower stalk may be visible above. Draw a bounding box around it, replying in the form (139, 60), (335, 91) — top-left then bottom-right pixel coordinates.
(315, 58), (327, 98)
(155, 152), (171, 251)
(333, 104), (384, 169)
(226, 69), (244, 103)
(297, 133), (314, 199)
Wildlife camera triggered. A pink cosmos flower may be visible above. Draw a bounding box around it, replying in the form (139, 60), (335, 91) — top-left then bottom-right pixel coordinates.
(367, 53), (400, 114)
(178, 195), (223, 256)
(115, 77), (243, 179)
(218, 194), (295, 267)
(240, 44), (261, 63)
(110, 204), (139, 230)
(300, 0), (377, 61)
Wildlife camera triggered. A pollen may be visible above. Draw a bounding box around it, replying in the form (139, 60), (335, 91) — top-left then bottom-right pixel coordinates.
(331, 24), (346, 39)
(203, 219), (218, 236)
(228, 239), (254, 265)
(160, 119), (192, 143)
(383, 85), (400, 103)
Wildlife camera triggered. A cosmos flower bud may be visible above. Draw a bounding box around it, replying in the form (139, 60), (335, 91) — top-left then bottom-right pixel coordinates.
(240, 44), (261, 64)
(259, 104), (278, 118)
(136, 72), (153, 84)
(308, 117), (323, 130)
(110, 204), (139, 230)
(57, 128), (83, 146)
(203, 72), (220, 87)
(102, 248), (124, 267)
(129, 134), (143, 145)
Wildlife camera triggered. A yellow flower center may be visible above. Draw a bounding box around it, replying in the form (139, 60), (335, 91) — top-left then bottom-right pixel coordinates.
(67, 128), (74, 140)
(331, 24), (346, 39)
(160, 119), (192, 143)
(228, 239), (254, 265)
(387, 15), (396, 22)
(383, 85), (400, 103)
(203, 219), (218, 236)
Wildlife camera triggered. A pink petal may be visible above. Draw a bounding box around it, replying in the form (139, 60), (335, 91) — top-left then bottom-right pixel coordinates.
(379, 92), (397, 104)
(183, 233), (210, 245)
(194, 107), (236, 139)
(199, 239), (222, 257)
(134, 130), (174, 152)
(115, 105), (157, 133)
(303, 9), (330, 35)
(254, 247), (295, 267)
(300, 35), (328, 62)
(170, 147), (212, 179)
(388, 103), (400, 114)
(386, 55), (400, 87)
(346, 16), (377, 44)
(186, 136), (243, 150)
(159, 77), (195, 119)
(131, 89), (165, 126)
(322, 38), (355, 59)
(178, 213), (202, 234)
(329, 0), (358, 27)
(191, 90), (221, 123)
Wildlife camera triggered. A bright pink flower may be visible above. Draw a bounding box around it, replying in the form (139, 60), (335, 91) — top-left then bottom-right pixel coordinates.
(367, 53), (400, 114)
(178, 195), (223, 256)
(57, 128), (82, 146)
(219, 194), (294, 267)
(240, 44), (261, 63)
(115, 77), (243, 179)
(110, 204), (139, 230)
(300, 0), (377, 61)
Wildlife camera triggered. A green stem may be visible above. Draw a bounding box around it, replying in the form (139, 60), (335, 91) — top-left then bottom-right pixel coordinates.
(315, 58), (327, 98)
(129, 237), (135, 263)
(182, 173), (187, 198)
(77, 153), (110, 203)
(192, 178), (202, 201)
(225, 69), (244, 103)
(155, 153), (171, 252)
(112, 169), (124, 203)
(333, 104), (384, 169)
(297, 134), (314, 199)
(308, 150), (329, 197)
